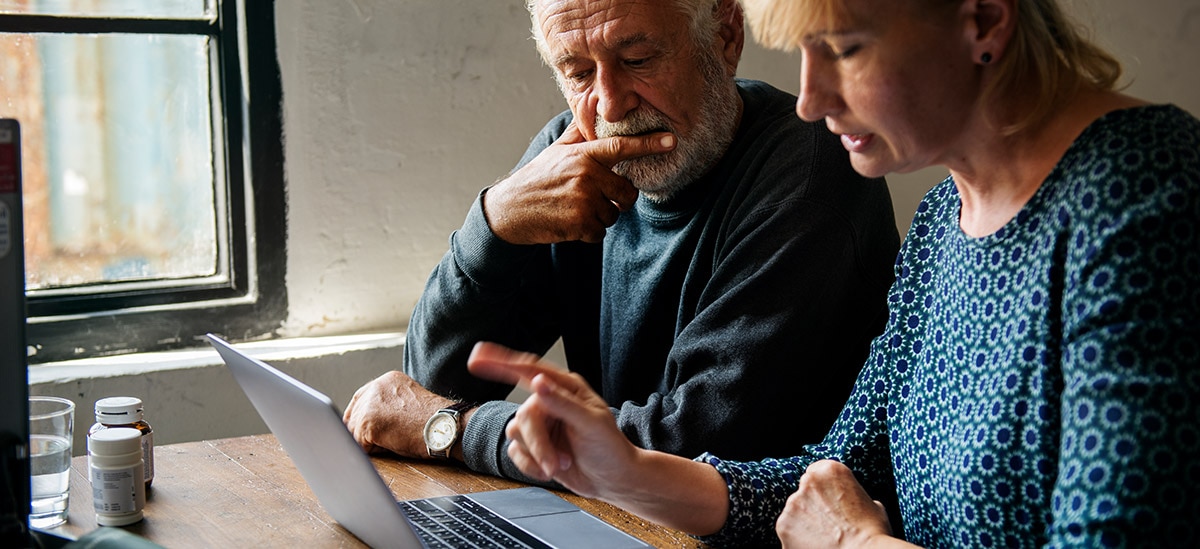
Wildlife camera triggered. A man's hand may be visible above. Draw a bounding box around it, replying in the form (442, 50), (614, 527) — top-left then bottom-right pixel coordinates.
(483, 122), (676, 244)
(343, 370), (455, 459)
(775, 460), (896, 549)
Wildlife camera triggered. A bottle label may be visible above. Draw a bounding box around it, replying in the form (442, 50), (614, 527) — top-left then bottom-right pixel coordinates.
(142, 432), (154, 483)
(90, 464), (144, 513)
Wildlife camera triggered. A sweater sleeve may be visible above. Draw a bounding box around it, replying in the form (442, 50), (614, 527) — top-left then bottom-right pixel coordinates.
(402, 192), (560, 401)
(694, 329), (903, 547)
(1048, 125), (1200, 546)
(403, 115), (577, 481)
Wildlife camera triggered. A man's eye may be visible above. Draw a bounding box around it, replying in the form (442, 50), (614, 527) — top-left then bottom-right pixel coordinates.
(625, 57), (649, 68)
(567, 69), (592, 82)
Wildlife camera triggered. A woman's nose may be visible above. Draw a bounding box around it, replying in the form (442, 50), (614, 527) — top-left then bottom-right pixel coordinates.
(796, 56), (841, 122)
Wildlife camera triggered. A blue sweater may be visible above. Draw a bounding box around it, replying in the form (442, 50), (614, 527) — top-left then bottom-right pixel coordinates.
(699, 105), (1200, 547)
(405, 80), (900, 483)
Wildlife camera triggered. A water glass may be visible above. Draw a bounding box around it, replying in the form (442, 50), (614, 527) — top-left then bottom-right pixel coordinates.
(29, 396), (74, 529)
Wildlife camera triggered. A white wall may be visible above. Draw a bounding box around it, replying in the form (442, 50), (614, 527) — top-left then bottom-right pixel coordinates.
(276, 0), (1200, 339)
(271, 1), (845, 339)
(31, 0), (1200, 452)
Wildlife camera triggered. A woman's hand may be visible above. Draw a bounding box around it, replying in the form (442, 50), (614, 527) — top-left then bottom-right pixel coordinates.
(469, 341), (734, 535)
(467, 342), (639, 499)
(776, 460), (896, 549)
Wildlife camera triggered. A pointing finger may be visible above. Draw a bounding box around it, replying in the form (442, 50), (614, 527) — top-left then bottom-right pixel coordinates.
(468, 341), (562, 389)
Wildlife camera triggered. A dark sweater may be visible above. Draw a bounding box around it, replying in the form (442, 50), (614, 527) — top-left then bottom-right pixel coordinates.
(405, 79), (901, 483)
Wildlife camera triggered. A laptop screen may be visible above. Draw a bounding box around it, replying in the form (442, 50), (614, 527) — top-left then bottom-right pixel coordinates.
(0, 118), (30, 545)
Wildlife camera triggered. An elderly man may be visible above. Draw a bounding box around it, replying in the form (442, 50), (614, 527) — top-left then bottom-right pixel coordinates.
(343, 0), (899, 483)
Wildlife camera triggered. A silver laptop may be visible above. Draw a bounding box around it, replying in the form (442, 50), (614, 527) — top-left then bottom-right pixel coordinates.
(207, 334), (651, 549)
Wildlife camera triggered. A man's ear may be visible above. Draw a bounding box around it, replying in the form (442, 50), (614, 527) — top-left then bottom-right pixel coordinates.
(964, 0), (1016, 65)
(715, 0), (745, 75)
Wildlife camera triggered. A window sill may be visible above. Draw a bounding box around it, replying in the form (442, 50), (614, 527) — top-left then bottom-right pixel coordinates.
(28, 332), (405, 384)
(29, 332), (406, 454)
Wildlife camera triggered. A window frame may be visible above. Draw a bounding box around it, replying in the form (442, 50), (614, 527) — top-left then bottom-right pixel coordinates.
(0, 0), (287, 363)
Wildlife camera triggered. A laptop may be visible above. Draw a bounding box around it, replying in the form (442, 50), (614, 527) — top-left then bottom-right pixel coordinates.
(206, 334), (652, 549)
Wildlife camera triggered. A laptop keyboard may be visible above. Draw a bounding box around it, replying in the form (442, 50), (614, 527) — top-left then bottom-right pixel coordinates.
(399, 495), (553, 548)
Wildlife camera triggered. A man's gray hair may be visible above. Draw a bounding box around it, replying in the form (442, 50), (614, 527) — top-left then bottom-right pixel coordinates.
(525, 0), (723, 64)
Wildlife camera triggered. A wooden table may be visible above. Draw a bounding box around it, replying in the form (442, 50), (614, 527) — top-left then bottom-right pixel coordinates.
(42, 434), (705, 548)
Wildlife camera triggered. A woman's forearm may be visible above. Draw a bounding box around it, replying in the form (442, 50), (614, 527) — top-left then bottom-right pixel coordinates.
(597, 448), (730, 536)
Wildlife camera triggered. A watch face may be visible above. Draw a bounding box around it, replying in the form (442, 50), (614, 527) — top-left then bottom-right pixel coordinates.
(424, 412), (457, 452)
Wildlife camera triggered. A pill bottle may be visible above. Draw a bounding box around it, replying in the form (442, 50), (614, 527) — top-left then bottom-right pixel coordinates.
(90, 396), (154, 488)
(88, 427), (146, 526)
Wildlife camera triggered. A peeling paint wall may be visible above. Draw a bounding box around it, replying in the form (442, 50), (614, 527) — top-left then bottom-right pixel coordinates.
(277, 0), (1199, 338)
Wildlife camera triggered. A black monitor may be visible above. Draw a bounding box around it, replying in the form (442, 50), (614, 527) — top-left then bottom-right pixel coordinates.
(0, 118), (29, 546)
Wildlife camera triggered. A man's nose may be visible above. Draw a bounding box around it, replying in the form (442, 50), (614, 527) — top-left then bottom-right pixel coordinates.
(594, 66), (639, 123)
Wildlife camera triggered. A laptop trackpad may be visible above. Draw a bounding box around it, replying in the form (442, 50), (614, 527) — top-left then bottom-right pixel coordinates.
(469, 487), (578, 517)
(512, 512), (649, 549)
(470, 488), (650, 548)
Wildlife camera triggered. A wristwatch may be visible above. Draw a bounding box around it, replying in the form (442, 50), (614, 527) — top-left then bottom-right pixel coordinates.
(423, 401), (475, 458)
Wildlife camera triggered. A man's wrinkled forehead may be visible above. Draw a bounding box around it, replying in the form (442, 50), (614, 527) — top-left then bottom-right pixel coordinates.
(534, 0), (672, 52)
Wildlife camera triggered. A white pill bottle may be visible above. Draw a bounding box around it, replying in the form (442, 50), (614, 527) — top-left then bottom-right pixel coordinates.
(87, 427), (147, 526)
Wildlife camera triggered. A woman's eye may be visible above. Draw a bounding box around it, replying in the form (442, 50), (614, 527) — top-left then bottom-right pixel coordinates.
(832, 44), (861, 59)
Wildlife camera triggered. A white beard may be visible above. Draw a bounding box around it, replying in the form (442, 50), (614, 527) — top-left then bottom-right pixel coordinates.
(594, 52), (741, 203)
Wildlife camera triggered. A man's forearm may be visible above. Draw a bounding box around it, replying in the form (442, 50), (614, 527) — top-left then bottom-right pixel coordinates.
(458, 400), (552, 483)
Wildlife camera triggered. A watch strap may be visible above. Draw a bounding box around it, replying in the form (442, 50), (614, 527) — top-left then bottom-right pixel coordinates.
(440, 401), (477, 417)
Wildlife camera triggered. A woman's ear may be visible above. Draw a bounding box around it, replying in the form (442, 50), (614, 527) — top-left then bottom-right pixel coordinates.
(964, 0), (1016, 65)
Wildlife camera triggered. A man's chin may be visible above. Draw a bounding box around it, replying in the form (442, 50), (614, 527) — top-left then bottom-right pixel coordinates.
(627, 174), (687, 203)
(634, 187), (675, 204)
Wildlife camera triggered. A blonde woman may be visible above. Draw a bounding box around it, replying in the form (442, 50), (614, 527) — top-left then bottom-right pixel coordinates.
(469, 0), (1200, 546)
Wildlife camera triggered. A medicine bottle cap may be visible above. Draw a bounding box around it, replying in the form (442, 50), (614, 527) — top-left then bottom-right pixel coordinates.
(95, 396), (145, 424)
(88, 427), (142, 457)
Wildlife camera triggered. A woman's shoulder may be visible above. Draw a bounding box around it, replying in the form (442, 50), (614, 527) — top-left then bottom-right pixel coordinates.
(1051, 104), (1199, 207)
(1043, 105), (1200, 268)
(907, 176), (959, 231)
(1067, 104), (1200, 172)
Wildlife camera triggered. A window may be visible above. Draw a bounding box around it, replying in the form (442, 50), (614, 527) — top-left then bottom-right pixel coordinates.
(0, 0), (286, 363)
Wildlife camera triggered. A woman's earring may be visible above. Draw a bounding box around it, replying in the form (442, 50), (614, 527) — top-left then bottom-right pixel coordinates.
(981, 52), (993, 64)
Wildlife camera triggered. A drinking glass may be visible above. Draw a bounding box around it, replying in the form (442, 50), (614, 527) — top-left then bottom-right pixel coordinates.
(29, 396), (74, 529)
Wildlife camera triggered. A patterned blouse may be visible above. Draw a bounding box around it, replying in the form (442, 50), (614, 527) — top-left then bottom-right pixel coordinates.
(697, 105), (1200, 548)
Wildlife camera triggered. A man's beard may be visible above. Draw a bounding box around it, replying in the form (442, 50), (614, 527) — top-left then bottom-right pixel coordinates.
(593, 51), (740, 203)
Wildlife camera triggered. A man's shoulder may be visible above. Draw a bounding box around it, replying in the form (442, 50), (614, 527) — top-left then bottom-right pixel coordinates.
(529, 109), (574, 144)
(734, 78), (825, 147)
(516, 110), (575, 169)
(542, 109), (575, 135)
(717, 80), (890, 216)
(724, 79), (839, 169)
(735, 78), (795, 105)
(735, 79), (800, 120)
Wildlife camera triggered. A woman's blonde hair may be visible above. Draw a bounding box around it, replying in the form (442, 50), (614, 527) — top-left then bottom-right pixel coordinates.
(741, 0), (1123, 135)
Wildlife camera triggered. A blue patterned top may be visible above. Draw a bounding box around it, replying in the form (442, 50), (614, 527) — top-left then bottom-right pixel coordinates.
(698, 105), (1200, 548)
